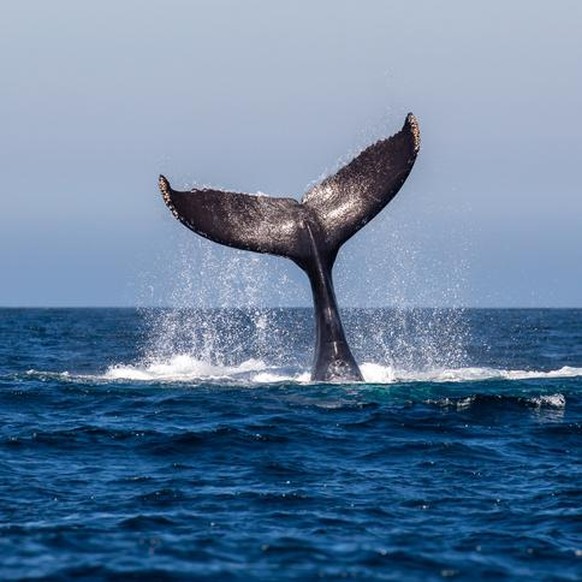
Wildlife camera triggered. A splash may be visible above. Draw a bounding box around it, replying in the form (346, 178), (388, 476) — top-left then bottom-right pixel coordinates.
(139, 243), (470, 380)
(96, 359), (582, 386)
(140, 236), (308, 369)
(17, 360), (582, 388)
(104, 355), (310, 384)
(105, 356), (271, 383)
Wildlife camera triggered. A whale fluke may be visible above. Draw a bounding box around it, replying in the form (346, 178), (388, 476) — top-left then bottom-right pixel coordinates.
(302, 113), (420, 257)
(159, 114), (420, 381)
(159, 177), (312, 266)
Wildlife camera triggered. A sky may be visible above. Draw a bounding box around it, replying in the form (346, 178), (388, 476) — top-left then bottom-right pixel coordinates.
(1, 0), (581, 307)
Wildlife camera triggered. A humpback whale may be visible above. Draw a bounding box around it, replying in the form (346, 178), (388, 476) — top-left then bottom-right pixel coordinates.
(159, 113), (420, 382)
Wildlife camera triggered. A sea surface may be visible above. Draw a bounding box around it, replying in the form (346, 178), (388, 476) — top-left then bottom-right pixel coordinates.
(0, 307), (581, 580)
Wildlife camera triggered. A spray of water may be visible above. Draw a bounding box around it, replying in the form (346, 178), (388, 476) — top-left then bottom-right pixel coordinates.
(116, 235), (582, 386)
(335, 207), (470, 373)
(135, 233), (310, 378)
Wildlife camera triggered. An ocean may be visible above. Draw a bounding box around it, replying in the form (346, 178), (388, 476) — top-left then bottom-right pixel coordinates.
(0, 307), (580, 580)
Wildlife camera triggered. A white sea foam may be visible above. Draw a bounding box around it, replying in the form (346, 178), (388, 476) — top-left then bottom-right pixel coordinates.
(360, 363), (582, 384)
(529, 393), (567, 409)
(99, 357), (582, 386)
(105, 355), (272, 383)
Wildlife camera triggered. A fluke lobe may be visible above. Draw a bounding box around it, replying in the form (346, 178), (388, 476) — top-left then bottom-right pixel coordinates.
(159, 114), (420, 382)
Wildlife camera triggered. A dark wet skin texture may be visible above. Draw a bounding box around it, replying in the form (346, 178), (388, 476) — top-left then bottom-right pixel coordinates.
(159, 114), (420, 381)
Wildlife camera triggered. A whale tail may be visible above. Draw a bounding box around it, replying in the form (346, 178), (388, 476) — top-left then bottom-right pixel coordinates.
(159, 113), (420, 381)
(159, 113), (420, 267)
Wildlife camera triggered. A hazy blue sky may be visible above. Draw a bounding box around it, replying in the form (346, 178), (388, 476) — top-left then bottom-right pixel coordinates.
(1, 1), (581, 307)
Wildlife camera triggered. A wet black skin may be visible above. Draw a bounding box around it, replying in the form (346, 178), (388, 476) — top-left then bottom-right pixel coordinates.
(159, 114), (420, 382)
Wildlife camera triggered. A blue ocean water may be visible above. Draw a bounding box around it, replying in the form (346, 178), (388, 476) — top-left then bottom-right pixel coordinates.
(0, 307), (581, 580)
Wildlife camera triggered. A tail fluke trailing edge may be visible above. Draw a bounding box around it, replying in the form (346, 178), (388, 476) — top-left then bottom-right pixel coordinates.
(159, 114), (420, 263)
